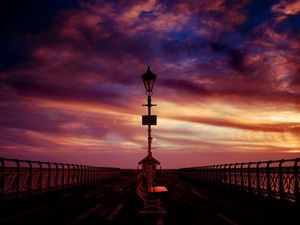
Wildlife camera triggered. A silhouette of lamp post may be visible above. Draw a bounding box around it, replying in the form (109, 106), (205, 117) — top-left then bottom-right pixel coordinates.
(137, 66), (167, 215)
(138, 66), (160, 191)
(142, 66), (156, 156)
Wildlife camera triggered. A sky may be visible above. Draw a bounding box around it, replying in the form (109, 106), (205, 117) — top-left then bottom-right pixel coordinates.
(0, 0), (300, 168)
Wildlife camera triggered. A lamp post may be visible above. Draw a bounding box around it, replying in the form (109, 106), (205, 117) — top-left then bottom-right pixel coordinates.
(139, 66), (160, 191)
(137, 66), (167, 215)
(141, 66), (157, 156)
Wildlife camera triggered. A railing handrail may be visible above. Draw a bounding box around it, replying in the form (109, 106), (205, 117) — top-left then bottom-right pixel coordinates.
(179, 158), (300, 170)
(0, 157), (120, 170)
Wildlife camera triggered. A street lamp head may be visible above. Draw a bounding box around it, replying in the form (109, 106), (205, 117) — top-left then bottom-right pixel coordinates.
(141, 66), (157, 96)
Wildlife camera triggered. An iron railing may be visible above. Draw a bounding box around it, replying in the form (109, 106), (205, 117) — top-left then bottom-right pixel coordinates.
(0, 157), (120, 201)
(179, 158), (300, 204)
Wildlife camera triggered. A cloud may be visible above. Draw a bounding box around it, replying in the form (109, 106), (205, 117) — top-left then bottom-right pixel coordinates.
(272, 0), (300, 23)
(173, 115), (300, 134)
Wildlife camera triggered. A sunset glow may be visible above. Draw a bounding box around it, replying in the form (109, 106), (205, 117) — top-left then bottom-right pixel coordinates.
(1, 0), (300, 168)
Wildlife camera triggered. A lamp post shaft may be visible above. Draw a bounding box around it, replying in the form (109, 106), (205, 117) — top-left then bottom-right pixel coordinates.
(147, 95), (152, 156)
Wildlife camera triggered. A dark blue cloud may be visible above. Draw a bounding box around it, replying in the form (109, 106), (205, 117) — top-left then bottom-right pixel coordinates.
(0, 0), (79, 71)
(0, 0), (78, 34)
(275, 14), (300, 34)
(239, 0), (276, 34)
(0, 37), (33, 71)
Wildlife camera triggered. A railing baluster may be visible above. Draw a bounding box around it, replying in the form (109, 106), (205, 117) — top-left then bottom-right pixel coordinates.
(234, 163), (238, 189)
(47, 162), (51, 192)
(1, 158), (4, 201)
(85, 165), (88, 184)
(223, 164), (230, 187)
(279, 159), (284, 201)
(84, 165), (88, 184)
(228, 164), (232, 188)
(96, 167), (99, 184)
(15, 159), (20, 198)
(79, 165), (83, 185)
(240, 163), (244, 192)
(88, 166), (92, 184)
(267, 160), (272, 199)
(91, 166), (94, 183)
(247, 162), (252, 193)
(27, 160), (32, 197)
(212, 165), (216, 184)
(61, 163), (65, 189)
(38, 161), (43, 194)
(66, 163), (70, 187)
(75, 165), (80, 185)
(218, 165), (222, 185)
(93, 166), (96, 183)
(72, 164), (75, 185)
(255, 162), (261, 196)
(213, 165), (217, 184)
(294, 158), (300, 204)
(220, 165), (223, 185)
(55, 163), (58, 190)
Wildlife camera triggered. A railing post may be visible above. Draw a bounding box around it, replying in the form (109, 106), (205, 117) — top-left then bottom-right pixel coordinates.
(279, 159), (284, 201)
(61, 163), (65, 189)
(38, 161), (43, 194)
(240, 163), (244, 192)
(95, 166), (98, 184)
(90, 166), (93, 183)
(27, 160), (32, 197)
(223, 164), (228, 186)
(88, 166), (92, 184)
(75, 164), (80, 185)
(0, 158), (4, 201)
(71, 164), (75, 186)
(200, 167), (204, 181)
(213, 165), (217, 184)
(79, 165), (83, 185)
(247, 162), (252, 193)
(54, 163), (58, 190)
(228, 164), (232, 187)
(91, 166), (94, 183)
(15, 159), (20, 198)
(84, 165), (87, 184)
(256, 161), (261, 196)
(267, 160), (272, 199)
(67, 164), (71, 187)
(218, 165), (222, 185)
(95, 167), (98, 183)
(221, 164), (225, 185)
(294, 158), (300, 204)
(96, 167), (99, 183)
(234, 163), (238, 189)
(212, 165), (216, 183)
(207, 166), (210, 182)
(47, 162), (51, 192)
(84, 165), (88, 184)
